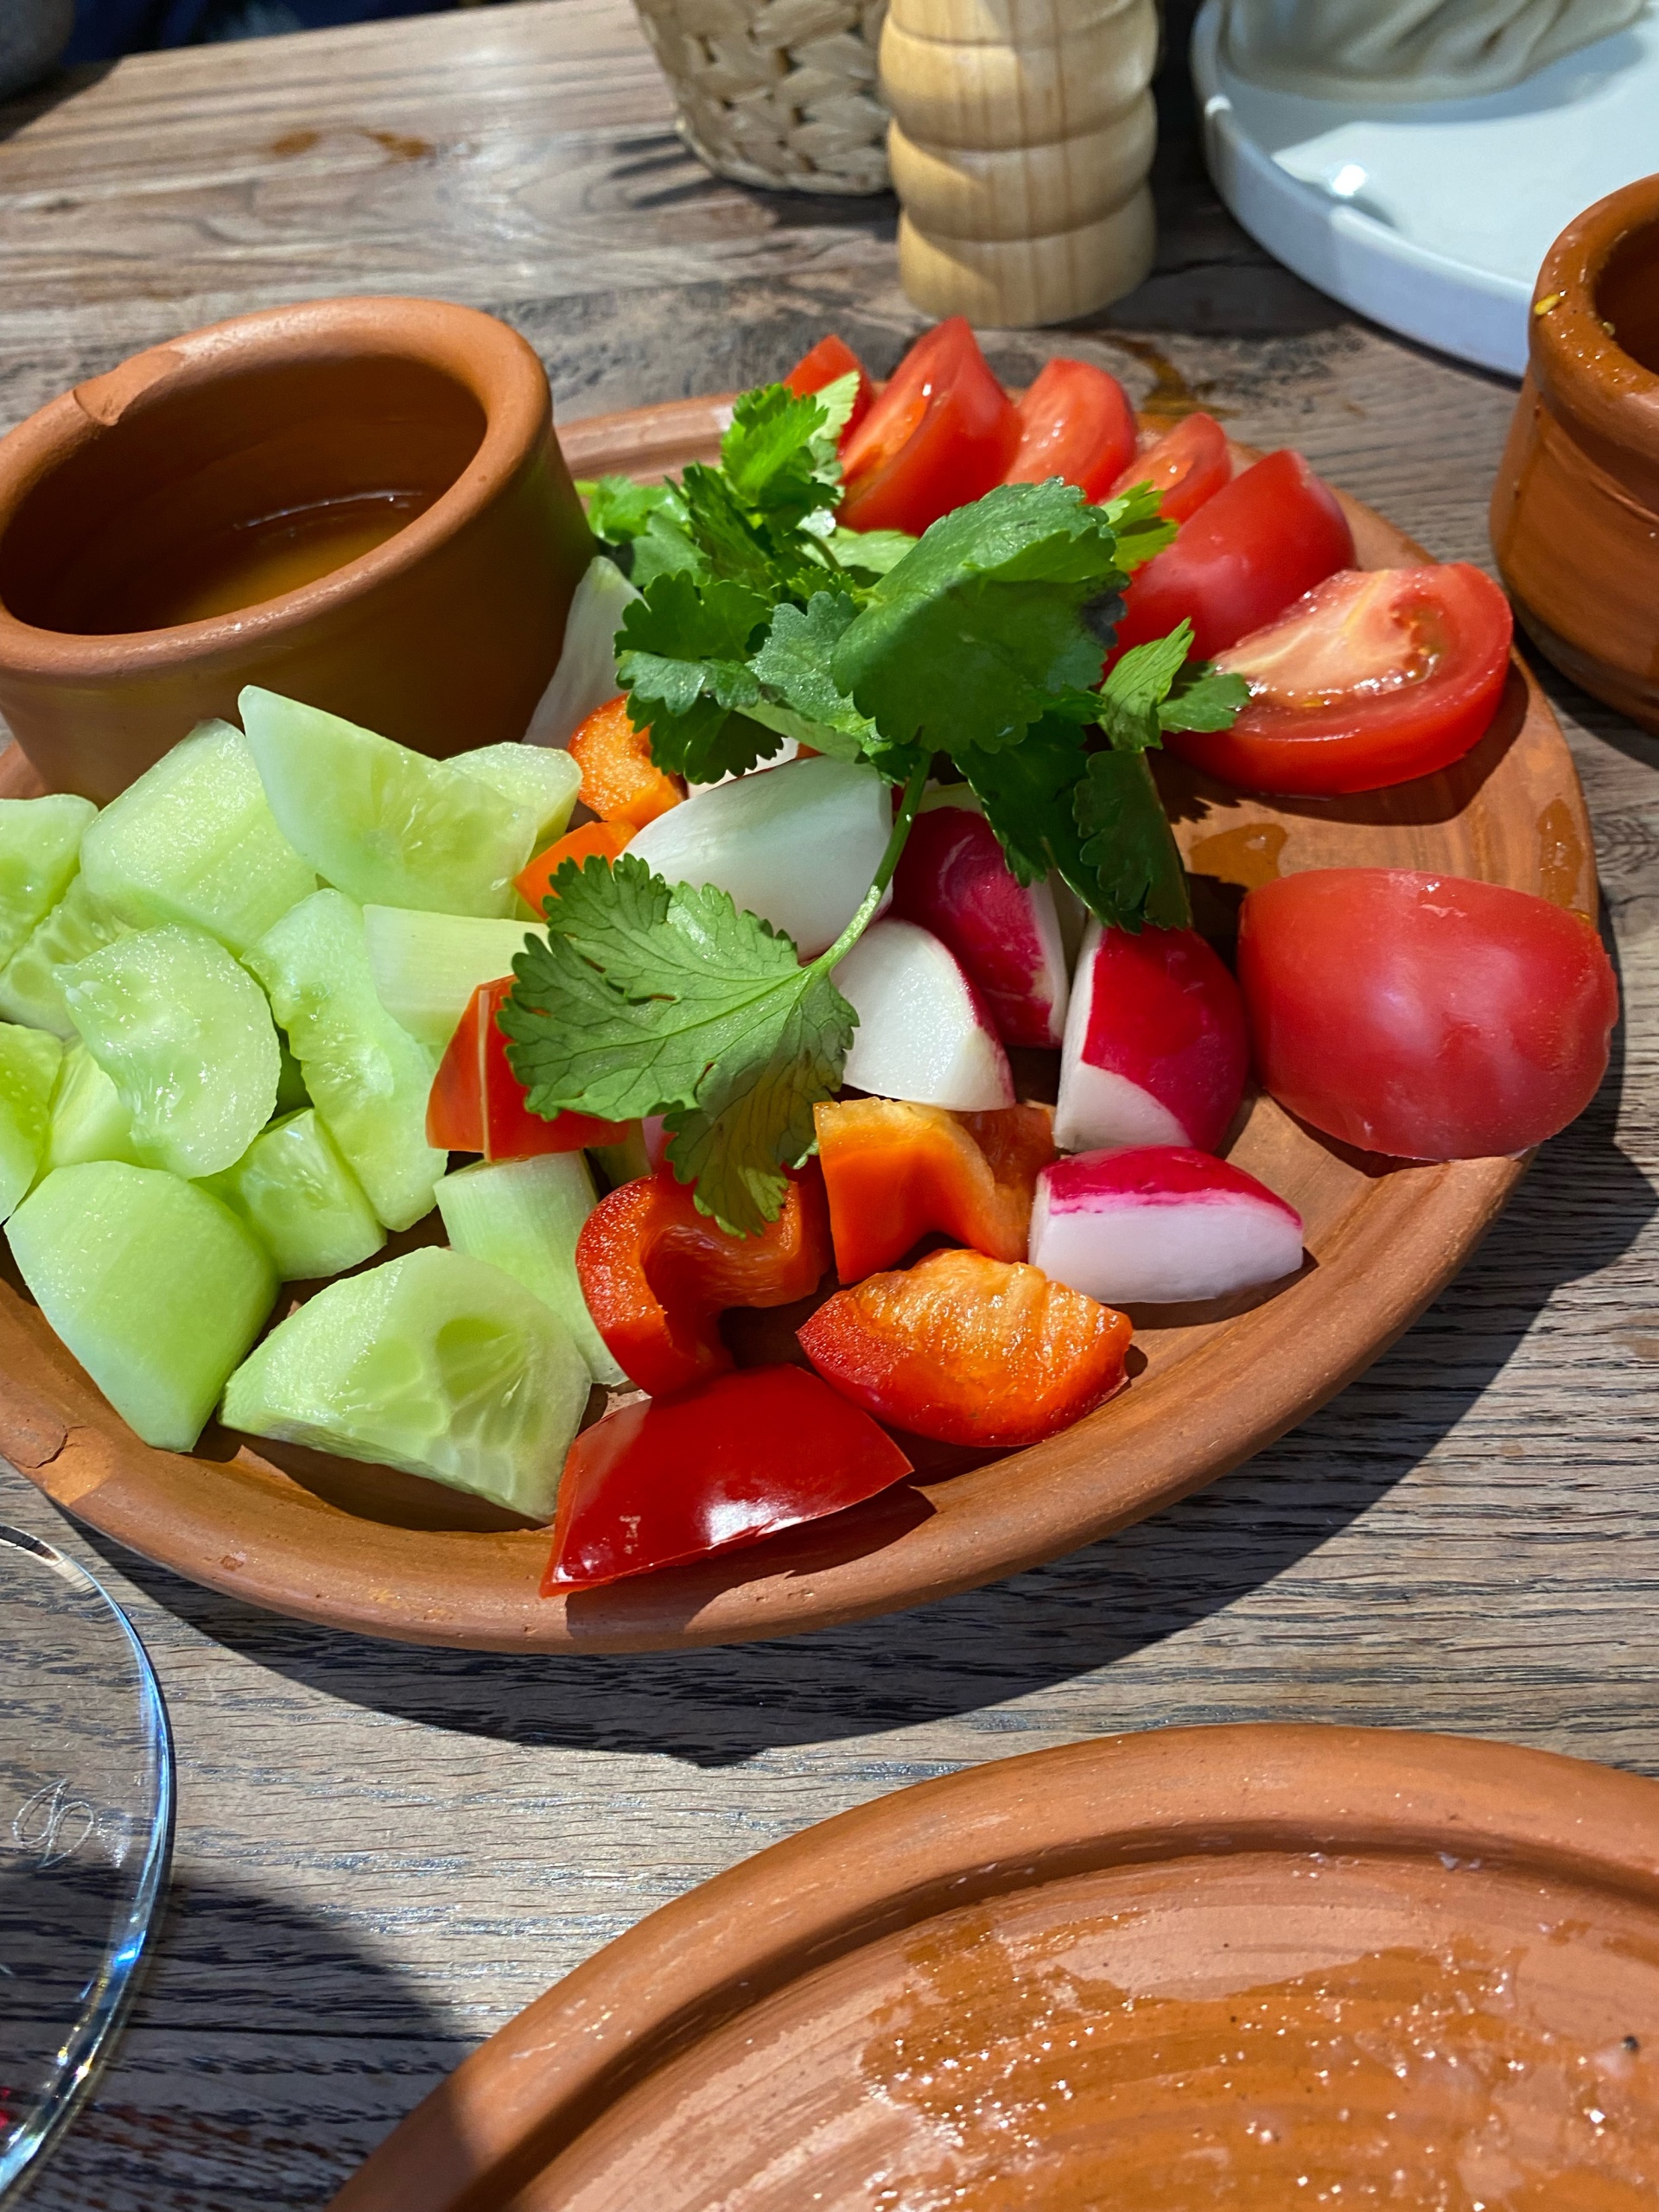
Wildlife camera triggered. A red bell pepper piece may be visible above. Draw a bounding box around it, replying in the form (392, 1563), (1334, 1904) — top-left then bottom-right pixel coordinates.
(798, 1246), (1132, 1449)
(813, 1098), (1056, 1283)
(516, 819), (633, 915)
(783, 334), (874, 441)
(544, 1364), (912, 1591)
(426, 976), (627, 1160)
(575, 1165), (832, 1397)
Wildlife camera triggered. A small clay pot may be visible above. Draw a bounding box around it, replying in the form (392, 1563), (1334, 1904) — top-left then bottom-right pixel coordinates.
(0, 297), (594, 803)
(1491, 172), (1659, 738)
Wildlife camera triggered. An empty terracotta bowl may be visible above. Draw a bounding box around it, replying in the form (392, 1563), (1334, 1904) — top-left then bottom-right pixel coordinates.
(0, 296), (594, 802)
(1491, 171), (1659, 738)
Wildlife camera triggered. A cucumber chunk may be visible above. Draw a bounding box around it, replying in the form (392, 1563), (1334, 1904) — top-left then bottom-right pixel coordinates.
(0, 1025), (63, 1220)
(10, 1161), (276, 1450)
(0, 795), (97, 969)
(274, 1039), (311, 1115)
(240, 687), (536, 918)
(362, 906), (534, 1053)
(79, 720), (315, 954)
(63, 924), (280, 1179)
(41, 1043), (138, 1177)
(220, 1246), (589, 1516)
(453, 743), (582, 858)
(436, 1152), (623, 1386)
(0, 875), (128, 1039)
(248, 890), (444, 1232)
(204, 1108), (385, 1281)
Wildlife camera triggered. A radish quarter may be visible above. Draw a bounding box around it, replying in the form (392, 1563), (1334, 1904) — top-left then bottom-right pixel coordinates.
(835, 919), (1014, 1111)
(1030, 1145), (1304, 1306)
(1055, 922), (1248, 1154)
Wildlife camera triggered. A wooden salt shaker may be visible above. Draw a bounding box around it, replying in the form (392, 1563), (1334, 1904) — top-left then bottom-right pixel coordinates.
(880, 0), (1158, 327)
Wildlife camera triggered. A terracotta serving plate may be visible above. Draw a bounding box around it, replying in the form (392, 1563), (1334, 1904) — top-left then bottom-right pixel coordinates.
(0, 397), (1599, 1653)
(331, 1724), (1659, 2209)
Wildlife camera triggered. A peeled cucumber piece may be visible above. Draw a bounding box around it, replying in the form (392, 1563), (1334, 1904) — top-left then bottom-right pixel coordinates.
(41, 1043), (138, 1177)
(239, 686), (537, 918)
(79, 720), (315, 954)
(0, 795), (97, 970)
(10, 1162), (276, 1450)
(436, 1152), (622, 1386)
(0, 875), (128, 1039)
(453, 743), (582, 860)
(248, 890), (443, 1232)
(362, 906), (533, 1053)
(220, 1246), (589, 1517)
(204, 1108), (385, 1281)
(63, 924), (279, 1179)
(0, 1025), (62, 1220)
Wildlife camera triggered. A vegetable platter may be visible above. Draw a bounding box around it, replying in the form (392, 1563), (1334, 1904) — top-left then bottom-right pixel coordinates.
(0, 331), (1604, 1654)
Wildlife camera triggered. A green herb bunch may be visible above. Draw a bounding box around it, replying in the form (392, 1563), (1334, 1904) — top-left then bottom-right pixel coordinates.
(503, 371), (1246, 1235)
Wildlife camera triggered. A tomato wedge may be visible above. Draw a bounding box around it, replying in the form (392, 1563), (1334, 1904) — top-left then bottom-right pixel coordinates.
(784, 334), (874, 441)
(1236, 868), (1618, 1160)
(544, 1365), (912, 1591)
(840, 318), (1020, 537)
(814, 1098), (1056, 1283)
(1108, 411), (1231, 524)
(575, 1166), (832, 1396)
(1003, 359), (1136, 502)
(515, 819), (633, 913)
(798, 1246), (1132, 1449)
(1167, 564), (1515, 796)
(426, 977), (627, 1160)
(1111, 448), (1354, 662)
(569, 696), (684, 830)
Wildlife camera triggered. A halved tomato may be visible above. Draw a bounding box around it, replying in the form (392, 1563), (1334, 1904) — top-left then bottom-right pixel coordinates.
(1110, 448), (1354, 662)
(1003, 358), (1136, 502)
(1167, 564), (1514, 795)
(1107, 410), (1231, 524)
(783, 333), (874, 441)
(839, 318), (1020, 537)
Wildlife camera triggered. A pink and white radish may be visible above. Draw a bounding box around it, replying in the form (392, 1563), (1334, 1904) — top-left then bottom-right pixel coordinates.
(1030, 1146), (1304, 1306)
(1055, 921), (1249, 1154)
(890, 791), (1071, 1047)
(626, 755), (891, 958)
(834, 919), (1014, 1110)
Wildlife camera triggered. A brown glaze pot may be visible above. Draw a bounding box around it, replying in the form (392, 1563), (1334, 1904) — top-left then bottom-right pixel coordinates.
(1491, 171), (1659, 738)
(330, 1725), (1659, 2210)
(0, 296), (594, 802)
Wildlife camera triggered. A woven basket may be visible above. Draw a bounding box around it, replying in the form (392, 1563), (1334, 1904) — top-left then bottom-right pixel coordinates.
(632, 0), (892, 195)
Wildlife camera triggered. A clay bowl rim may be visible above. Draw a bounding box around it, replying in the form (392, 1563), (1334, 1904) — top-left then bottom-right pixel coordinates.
(1530, 168), (1659, 470)
(327, 1721), (1659, 2212)
(0, 295), (553, 678)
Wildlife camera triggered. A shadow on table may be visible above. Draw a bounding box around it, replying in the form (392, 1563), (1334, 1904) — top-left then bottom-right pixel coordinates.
(79, 963), (1651, 1772)
(17, 1864), (461, 2212)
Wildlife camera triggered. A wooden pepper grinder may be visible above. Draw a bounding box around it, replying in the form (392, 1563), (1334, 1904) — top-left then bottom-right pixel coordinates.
(880, 0), (1158, 327)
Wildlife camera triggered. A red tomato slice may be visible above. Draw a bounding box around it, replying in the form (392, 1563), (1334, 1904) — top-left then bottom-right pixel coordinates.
(783, 334), (874, 440)
(1107, 411), (1231, 524)
(1111, 448), (1354, 662)
(1236, 868), (1618, 1160)
(1002, 358), (1136, 502)
(1168, 564), (1514, 796)
(426, 978), (626, 1160)
(544, 1365), (912, 1591)
(840, 318), (1020, 537)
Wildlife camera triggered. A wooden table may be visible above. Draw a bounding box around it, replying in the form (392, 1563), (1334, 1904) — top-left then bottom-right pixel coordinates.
(2, 6), (1656, 2204)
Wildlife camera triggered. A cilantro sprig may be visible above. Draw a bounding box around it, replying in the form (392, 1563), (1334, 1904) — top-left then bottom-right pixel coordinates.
(524, 365), (1250, 1230)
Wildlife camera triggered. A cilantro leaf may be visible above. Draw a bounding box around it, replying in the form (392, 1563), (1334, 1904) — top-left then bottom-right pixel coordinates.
(827, 525), (917, 579)
(720, 380), (844, 527)
(615, 573), (783, 782)
(1162, 657), (1251, 732)
(1098, 480), (1179, 573)
(953, 720), (1093, 891)
(499, 855), (857, 1236)
(831, 481), (1127, 757)
(1074, 749), (1192, 931)
(1096, 620), (1250, 751)
(577, 475), (684, 546)
(747, 593), (880, 763)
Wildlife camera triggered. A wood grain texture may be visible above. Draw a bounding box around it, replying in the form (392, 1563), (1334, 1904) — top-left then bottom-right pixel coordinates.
(1, 3), (1656, 2207)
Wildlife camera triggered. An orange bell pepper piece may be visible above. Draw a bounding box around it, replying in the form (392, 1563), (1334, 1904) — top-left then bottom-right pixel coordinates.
(574, 1165), (833, 1397)
(516, 819), (633, 913)
(798, 1247), (1132, 1449)
(813, 1098), (1057, 1284)
(569, 696), (684, 830)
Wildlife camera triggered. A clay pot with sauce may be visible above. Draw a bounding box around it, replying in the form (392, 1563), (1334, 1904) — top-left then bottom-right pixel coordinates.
(1491, 172), (1659, 738)
(0, 296), (594, 802)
